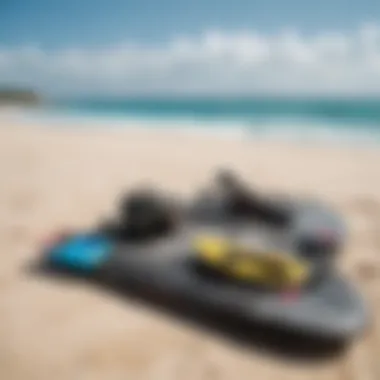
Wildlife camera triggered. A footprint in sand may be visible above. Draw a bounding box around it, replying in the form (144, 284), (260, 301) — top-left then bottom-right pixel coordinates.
(347, 197), (380, 251)
(7, 192), (37, 214)
(7, 224), (31, 244)
(355, 261), (380, 283)
(348, 197), (380, 218)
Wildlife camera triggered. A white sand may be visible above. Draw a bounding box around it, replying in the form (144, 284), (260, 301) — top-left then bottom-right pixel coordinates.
(1, 118), (380, 380)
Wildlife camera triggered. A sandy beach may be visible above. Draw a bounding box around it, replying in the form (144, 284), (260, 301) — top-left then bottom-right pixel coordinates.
(1, 116), (380, 380)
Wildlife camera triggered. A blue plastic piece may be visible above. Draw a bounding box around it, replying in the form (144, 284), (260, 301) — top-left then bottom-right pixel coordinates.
(48, 234), (113, 272)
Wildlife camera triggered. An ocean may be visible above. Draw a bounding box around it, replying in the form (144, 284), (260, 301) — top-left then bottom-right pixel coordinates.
(12, 97), (380, 145)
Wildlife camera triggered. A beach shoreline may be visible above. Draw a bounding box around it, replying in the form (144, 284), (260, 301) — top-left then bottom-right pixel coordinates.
(1, 115), (380, 380)
(2, 105), (380, 148)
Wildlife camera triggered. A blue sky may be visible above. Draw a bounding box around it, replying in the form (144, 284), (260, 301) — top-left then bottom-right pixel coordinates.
(1, 1), (380, 95)
(1, 0), (379, 48)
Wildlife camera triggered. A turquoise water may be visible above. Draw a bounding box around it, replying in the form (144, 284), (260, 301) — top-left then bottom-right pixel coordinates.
(57, 98), (380, 125)
(31, 97), (380, 144)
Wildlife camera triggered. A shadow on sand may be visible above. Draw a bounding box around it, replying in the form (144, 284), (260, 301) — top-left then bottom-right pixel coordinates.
(26, 257), (349, 364)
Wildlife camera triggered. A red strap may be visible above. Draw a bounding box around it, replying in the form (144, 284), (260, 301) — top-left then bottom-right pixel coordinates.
(319, 229), (335, 242)
(281, 288), (300, 303)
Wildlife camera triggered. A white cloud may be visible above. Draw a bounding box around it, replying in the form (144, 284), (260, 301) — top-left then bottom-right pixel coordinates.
(1, 24), (380, 96)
